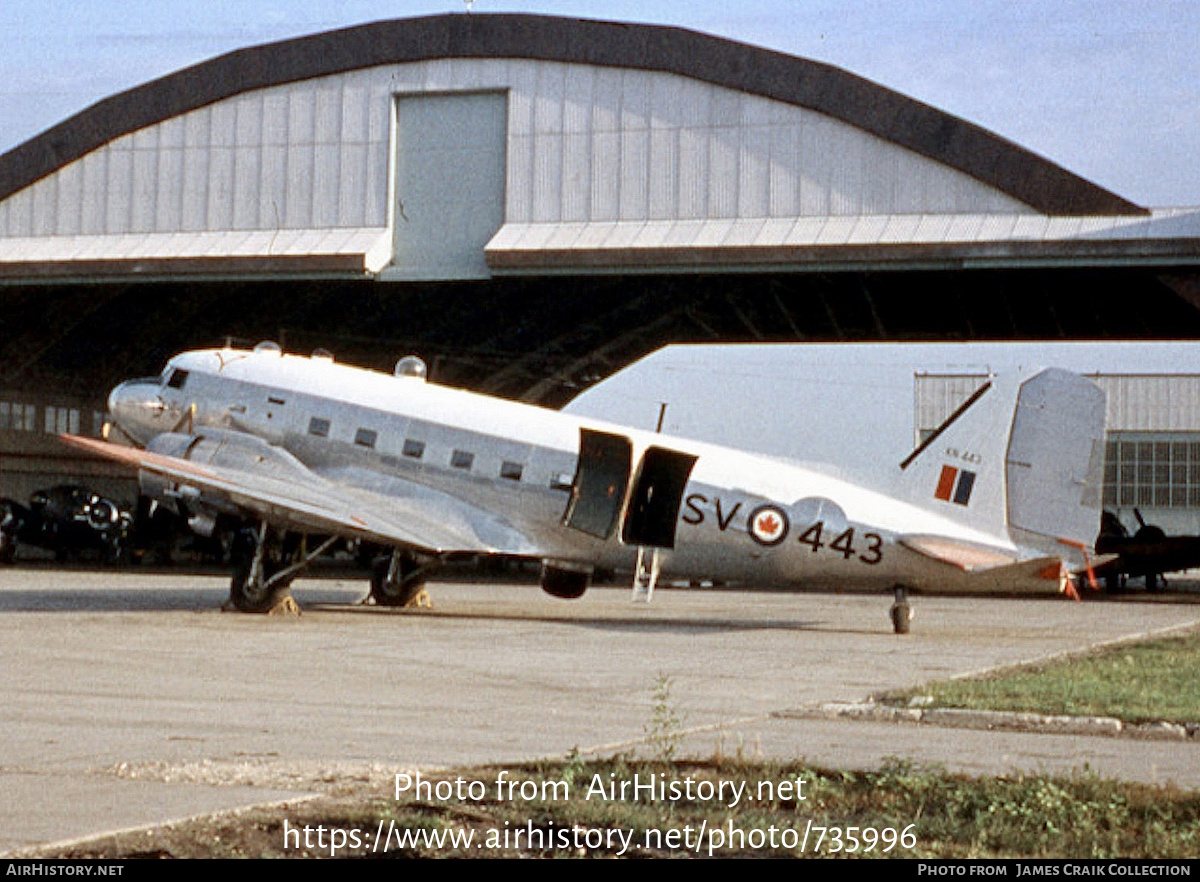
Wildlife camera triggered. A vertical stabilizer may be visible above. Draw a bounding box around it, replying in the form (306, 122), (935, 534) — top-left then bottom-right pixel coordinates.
(1005, 369), (1107, 556)
(898, 374), (1013, 539)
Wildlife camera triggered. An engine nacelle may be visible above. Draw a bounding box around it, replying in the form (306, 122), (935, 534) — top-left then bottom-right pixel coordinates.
(540, 561), (592, 599)
(138, 429), (305, 527)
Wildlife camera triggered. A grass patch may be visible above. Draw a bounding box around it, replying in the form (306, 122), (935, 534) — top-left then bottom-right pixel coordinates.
(886, 631), (1200, 723)
(40, 757), (1200, 859)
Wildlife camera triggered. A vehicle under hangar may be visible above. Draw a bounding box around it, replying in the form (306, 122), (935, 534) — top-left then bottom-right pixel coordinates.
(0, 12), (1198, 506)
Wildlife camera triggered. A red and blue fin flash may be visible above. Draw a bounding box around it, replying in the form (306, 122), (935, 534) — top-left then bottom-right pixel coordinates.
(935, 465), (976, 506)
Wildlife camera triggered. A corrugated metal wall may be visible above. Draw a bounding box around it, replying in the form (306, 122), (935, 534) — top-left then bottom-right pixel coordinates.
(2, 69), (390, 236)
(503, 62), (1031, 223)
(1098, 375), (1200, 432)
(913, 374), (992, 442)
(917, 374), (1200, 435)
(0, 59), (1032, 244)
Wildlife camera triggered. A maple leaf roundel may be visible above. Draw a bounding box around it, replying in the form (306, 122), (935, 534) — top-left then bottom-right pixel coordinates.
(748, 504), (790, 546)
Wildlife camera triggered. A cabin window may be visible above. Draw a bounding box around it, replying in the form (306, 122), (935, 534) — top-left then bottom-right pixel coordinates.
(166, 369), (189, 390)
(268, 396), (286, 406)
(354, 428), (378, 449)
(550, 473), (573, 492)
(403, 439), (425, 459)
(500, 461), (523, 482)
(451, 449), (474, 470)
(308, 417), (330, 437)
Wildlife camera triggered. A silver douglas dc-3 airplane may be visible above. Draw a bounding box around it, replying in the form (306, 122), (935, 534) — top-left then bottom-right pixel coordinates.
(63, 342), (1108, 632)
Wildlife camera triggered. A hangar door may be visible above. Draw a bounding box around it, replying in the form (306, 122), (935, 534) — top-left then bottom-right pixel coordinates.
(389, 92), (507, 280)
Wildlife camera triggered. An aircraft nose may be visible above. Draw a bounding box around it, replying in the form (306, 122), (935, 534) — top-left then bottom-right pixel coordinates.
(107, 378), (169, 446)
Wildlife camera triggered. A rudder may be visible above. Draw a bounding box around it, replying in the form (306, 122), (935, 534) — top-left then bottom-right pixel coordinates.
(1005, 368), (1107, 557)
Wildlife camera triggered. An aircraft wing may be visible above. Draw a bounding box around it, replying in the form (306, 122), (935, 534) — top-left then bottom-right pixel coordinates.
(60, 432), (541, 556)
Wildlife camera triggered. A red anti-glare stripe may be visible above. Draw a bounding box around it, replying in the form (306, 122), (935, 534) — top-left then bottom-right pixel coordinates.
(935, 465), (957, 501)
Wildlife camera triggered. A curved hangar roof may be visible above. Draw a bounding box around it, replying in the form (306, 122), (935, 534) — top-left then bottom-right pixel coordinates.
(0, 13), (1193, 281)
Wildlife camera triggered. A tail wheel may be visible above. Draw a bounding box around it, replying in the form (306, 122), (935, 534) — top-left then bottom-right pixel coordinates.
(889, 585), (913, 635)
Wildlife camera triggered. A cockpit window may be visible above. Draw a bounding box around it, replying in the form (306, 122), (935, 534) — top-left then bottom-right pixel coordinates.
(166, 369), (189, 390)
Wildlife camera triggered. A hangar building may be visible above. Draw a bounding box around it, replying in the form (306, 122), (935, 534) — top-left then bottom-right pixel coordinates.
(1, 13), (1199, 514)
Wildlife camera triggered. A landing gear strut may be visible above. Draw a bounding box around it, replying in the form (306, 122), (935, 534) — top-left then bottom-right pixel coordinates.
(227, 523), (337, 613)
(370, 550), (432, 607)
(889, 585), (913, 635)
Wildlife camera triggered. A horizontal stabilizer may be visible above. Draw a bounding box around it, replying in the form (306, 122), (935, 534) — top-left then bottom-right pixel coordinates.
(901, 534), (1069, 594)
(960, 556), (1069, 595)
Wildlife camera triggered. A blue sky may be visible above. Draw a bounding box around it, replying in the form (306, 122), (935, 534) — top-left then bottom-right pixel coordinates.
(3, 0), (1198, 207)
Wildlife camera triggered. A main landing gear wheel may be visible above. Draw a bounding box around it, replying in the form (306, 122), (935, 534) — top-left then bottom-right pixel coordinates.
(227, 525), (299, 614)
(889, 585), (913, 635)
(370, 551), (431, 607)
(230, 560), (296, 613)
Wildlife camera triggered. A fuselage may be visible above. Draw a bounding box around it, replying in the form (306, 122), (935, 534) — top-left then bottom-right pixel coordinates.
(108, 346), (1020, 590)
